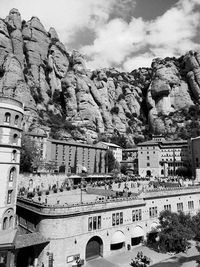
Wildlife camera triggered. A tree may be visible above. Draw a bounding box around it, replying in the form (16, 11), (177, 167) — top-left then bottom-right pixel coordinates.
(121, 162), (129, 174)
(20, 134), (41, 173)
(104, 150), (116, 173)
(157, 210), (194, 253)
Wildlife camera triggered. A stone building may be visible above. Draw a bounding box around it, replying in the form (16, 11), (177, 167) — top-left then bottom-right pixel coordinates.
(138, 136), (189, 178)
(0, 96), (24, 267)
(16, 186), (200, 267)
(188, 136), (200, 181)
(45, 139), (107, 174)
(122, 147), (138, 174)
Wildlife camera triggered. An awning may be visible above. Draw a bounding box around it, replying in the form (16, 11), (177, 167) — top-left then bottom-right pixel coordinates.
(0, 229), (17, 249)
(15, 232), (49, 249)
(111, 231), (125, 244)
(132, 226), (145, 238)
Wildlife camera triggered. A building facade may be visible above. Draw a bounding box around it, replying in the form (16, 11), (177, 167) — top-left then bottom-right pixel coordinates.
(16, 186), (200, 267)
(0, 96), (24, 267)
(45, 139), (107, 174)
(188, 136), (200, 181)
(138, 136), (189, 178)
(122, 147), (138, 174)
(98, 142), (122, 164)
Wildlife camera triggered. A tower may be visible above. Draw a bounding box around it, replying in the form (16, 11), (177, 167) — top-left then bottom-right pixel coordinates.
(0, 96), (24, 266)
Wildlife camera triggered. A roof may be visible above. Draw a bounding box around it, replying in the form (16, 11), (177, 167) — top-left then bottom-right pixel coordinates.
(0, 229), (17, 249)
(138, 139), (188, 147)
(48, 139), (107, 150)
(122, 147), (138, 152)
(99, 142), (121, 148)
(15, 232), (49, 249)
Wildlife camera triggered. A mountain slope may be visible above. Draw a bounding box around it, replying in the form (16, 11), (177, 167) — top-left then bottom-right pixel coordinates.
(0, 9), (200, 146)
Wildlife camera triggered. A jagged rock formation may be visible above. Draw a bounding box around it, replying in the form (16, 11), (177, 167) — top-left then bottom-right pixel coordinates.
(0, 9), (200, 145)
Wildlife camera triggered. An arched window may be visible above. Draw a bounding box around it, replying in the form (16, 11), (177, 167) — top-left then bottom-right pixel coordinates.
(7, 190), (12, 204)
(3, 217), (8, 230)
(12, 150), (17, 161)
(4, 112), (11, 123)
(14, 115), (19, 125)
(2, 209), (14, 230)
(9, 167), (16, 182)
(13, 133), (18, 142)
(9, 216), (13, 228)
(161, 169), (164, 175)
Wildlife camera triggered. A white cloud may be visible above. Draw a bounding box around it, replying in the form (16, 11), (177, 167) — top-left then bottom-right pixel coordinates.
(0, 0), (115, 43)
(81, 0), (200, 70)
(0, 0), (200, 70)
(123, 53), (153, 71)
(81, 17), (146, 68)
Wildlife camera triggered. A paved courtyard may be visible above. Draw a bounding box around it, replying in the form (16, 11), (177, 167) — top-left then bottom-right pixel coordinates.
(85, 243), (200, 267)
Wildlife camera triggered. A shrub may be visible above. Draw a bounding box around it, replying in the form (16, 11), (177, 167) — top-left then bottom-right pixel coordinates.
(111, 106), (119, 114)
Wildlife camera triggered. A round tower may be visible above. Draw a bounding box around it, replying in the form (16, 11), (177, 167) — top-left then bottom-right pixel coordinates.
(0, 96), (24, 231)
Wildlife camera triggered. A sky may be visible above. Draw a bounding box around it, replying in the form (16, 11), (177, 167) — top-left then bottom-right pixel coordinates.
(0, 0), (200, 71)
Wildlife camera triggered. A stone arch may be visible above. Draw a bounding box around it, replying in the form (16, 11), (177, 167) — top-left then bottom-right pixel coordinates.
(85, 236), (103, 261)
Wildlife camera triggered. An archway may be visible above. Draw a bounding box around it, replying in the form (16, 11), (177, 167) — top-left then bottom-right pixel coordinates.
(110, 231), (125, 250)
(131, 226), (144, 246)
(16, 246), (35, 267)
(86, 236), (103, 261)
(146, 170), (151, 176)
(148, 222), (159, 244)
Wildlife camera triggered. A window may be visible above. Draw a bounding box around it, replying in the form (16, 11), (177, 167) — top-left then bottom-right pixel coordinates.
(2, 217), (8, 230)
(132, 209), (142, 222)
(13, 134), (18, 142)
(88, 216), (101, 231)
(9, 167), (15, 182)
(12, 150), (17, 161)
(14, 115), (19, 125)
(149, 207), (158, 218)
(164, 204), (171, 211)
(188, 201), (194, 210)
(4, 113), (11, 123)
(112, 212), (123, 226)
(147, 163), (150, 167)
(147, 156), (149, 160)
(7, 190), (12, 204)
(177, 202), (183, 212)
(2, 209), (14, 230)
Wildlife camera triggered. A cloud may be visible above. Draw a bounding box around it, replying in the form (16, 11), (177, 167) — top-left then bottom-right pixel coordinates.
(81, 17), (146, 68)
(0, 0), (115, 43)
(123, 53), (153, 71)
(81, 0), (200, 70)
(0, 0), (200, 71)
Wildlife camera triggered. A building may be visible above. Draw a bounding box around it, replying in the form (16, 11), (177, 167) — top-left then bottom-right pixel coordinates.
(138, 136), (189, 178)
(122, 147), (138, 174)
(16, 185), (200, 267)
(98, 142), (122, 163)
(0, 96), (24, 267)
(188, 136), (200, 181)
(45, 139), (107, 174)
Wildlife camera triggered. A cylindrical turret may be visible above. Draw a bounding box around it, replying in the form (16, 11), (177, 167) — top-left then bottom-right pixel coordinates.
(0, 96), (24, 231)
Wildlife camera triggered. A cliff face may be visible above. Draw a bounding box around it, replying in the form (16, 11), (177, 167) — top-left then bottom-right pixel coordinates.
(0, 9), (200, 145)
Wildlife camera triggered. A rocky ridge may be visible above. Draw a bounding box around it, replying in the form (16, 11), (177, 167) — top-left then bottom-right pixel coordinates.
(1, 9), (200, 145)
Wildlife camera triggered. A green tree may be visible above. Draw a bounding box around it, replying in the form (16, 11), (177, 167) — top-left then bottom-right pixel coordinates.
(157, 210), (194, 253)
(20, 134), (41, 173)
(104, 150), (116, 173)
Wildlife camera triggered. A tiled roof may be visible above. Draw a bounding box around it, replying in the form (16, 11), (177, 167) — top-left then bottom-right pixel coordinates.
(15, 232), (49, 249)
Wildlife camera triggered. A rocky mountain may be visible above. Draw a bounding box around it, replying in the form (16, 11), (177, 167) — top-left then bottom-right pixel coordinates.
(1, 9), (200, 146)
